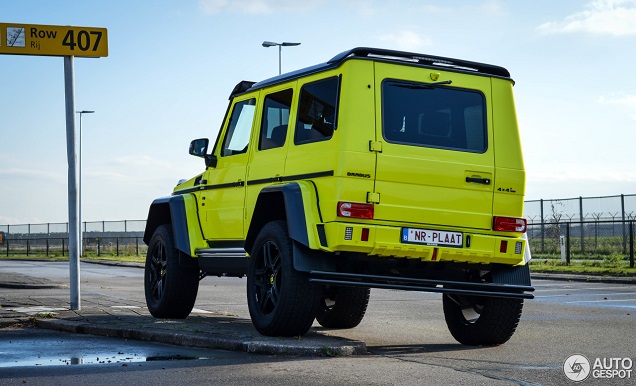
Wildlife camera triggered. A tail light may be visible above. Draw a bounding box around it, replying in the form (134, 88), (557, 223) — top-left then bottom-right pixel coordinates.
(337, 202), (374, 219)
(493, 216), (527, 233)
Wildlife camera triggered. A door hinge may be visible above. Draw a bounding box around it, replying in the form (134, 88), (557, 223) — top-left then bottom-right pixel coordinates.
(369, 140), (383, 152)
(367, 192), (380, 204)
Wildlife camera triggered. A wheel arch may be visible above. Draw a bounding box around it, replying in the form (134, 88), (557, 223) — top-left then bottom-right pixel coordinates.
(144, 195), (205, 257)
(245, 182), (324, 256)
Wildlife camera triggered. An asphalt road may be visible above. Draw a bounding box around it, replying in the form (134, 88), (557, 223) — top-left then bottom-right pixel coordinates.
(1, 260), (634, 385)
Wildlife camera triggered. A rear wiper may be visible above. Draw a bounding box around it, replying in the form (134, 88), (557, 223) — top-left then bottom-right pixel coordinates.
(393, 80), (452, 89)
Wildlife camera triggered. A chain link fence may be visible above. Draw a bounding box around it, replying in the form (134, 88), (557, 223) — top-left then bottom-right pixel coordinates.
(2, 195), (636, 262)
(0, 220), (146, 257)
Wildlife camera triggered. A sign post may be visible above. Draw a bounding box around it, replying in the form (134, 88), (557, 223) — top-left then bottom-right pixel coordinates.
(1, 22), (108, 310)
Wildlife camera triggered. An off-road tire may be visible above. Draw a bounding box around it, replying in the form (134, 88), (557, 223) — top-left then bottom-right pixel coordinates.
(443, 294), (523, 346)
(247, 221), (320, 337)
(144, 224), (199, 318)
(317, 286), (370, 329)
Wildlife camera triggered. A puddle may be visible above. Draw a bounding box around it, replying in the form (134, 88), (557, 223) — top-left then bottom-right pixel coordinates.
(1, 353), (205, 367)
(0, 328), (220, 368)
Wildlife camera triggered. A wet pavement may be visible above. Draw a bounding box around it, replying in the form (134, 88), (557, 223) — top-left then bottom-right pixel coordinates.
(0, 262), (366, 357)
(0, 328), (232, 368)
(0, 259), (634, 359)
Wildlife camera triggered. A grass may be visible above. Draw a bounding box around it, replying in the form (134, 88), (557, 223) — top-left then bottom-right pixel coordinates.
(529, 258), (635, 276)
(0, 253), (145, 264)
(2, 252), (634, 277)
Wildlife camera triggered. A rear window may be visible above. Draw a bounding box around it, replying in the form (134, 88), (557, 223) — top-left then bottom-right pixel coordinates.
(382, 80), (487, 153)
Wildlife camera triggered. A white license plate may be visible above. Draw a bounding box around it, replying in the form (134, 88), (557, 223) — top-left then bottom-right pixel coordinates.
(401, 228), (463, 247)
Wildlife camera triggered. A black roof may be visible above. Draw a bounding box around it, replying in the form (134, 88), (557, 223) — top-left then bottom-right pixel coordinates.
(231, 47), (511, 98)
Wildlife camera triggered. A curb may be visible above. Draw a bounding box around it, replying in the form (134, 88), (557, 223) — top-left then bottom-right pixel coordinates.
(0, 282), (68, 290)
(531, 273), (636, 285)
(35, 318), (367, 357)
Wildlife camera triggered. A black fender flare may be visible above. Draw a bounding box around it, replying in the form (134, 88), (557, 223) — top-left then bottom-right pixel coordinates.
(143, 195), (191, 257)
(245, 183), (334, 273)
(245, 183), (309, 253)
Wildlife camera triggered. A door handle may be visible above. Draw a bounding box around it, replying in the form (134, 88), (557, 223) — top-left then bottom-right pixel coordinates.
(466, 177), (491, 185)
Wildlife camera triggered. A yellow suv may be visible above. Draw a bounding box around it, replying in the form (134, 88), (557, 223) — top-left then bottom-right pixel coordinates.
(143, 47), (534, 345)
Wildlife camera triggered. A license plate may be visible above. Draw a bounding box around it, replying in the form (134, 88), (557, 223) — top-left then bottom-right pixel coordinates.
(401, 228), (463, 247)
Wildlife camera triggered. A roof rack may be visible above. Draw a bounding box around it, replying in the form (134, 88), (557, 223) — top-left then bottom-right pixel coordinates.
(233, 47), (511, 97)
(328, 47), (510, 78)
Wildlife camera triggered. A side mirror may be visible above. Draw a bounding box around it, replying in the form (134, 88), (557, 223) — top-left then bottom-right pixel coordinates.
(189, 138), (209, 157)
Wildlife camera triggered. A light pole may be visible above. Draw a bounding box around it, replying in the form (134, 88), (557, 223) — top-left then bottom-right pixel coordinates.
(262, 41), (300, 75)
(76, 110), (94, 256)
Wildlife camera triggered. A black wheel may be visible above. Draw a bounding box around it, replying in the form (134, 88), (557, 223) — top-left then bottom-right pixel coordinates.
(317, 286), (370, 329)
(247, 221), (320, 337)
(144, 224), (199, 318)
(443, 293), (523, 346)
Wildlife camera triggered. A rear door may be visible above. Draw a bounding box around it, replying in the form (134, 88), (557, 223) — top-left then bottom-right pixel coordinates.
(374, 63), (494, 231)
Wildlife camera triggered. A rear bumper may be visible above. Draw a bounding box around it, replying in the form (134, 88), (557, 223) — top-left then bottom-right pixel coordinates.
(322, 222), (526, 266)
(309, 270), (534, 300)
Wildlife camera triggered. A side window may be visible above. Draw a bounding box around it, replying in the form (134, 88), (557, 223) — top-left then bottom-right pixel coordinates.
(295, 77), (339, 145)
(259, 89), (293, 151)
(222, 98), (256, 156)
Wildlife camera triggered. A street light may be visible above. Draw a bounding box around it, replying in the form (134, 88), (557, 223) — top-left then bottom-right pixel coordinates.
(76, 110), (95, 256)
(262, 41), (301, 75)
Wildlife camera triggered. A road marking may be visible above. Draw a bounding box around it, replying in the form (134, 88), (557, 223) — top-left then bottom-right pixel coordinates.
(6, 306), (66, 314)
(536, 292), (636, 298)
(536, 286), (634, 293)
(191, 308), (213, 314)
(565, 299), (636, 304)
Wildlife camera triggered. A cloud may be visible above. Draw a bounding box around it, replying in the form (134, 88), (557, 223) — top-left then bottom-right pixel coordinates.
(199, 0), (324, 14)
(0, 167), (65, 181)
(377, 29), (433, 52)
(598, 92), (636, 119)
(537, 0), (636, 36)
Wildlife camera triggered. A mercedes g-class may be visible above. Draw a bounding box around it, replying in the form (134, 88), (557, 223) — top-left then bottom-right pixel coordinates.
(143, 47), (534, 345)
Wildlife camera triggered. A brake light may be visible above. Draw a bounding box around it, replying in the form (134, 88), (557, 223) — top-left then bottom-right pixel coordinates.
(337, 202), (374, 219)
(493, 217), (527, 233)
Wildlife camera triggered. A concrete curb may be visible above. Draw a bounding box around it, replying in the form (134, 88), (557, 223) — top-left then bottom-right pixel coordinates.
(35, 318), (367, 357)
(531, 273), (636, 285)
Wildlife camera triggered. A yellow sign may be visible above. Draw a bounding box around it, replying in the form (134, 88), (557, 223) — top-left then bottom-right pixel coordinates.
(0, 22), (108, 57)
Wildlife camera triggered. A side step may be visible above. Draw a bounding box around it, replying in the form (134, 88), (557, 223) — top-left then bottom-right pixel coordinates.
(309, 271), (535, 300)
(196, 248), (248, 277)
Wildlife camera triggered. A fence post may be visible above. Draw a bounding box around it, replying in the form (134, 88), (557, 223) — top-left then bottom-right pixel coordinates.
(136, 237), (139, 256)
(540, 199), (545, 253)
(566, 222), (571, 265)
(62, 239), (65, 256)
(97, 238), (100, 257)
(46, 239), (49, 257)
(26, 239), (30, 256)
(116, 238), (119, 256)
(579, 197), (584, 253)
(622, 194), (627, 254)
(630, 221), (634, 269)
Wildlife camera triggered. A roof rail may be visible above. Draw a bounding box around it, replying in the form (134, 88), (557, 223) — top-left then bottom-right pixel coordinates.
(328, 47), (510, 78)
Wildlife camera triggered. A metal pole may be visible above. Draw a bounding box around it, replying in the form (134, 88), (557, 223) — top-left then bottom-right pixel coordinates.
(540, 199), (545, 253)
(64, 55), (81, 310)
(579, 196), (584, 252)
(622, 194), (627, 254)
(278, 45), (282, 75)
(79, 112), (82, 256)
(630, 221), (634, 269)
(566, 222), (571, 265)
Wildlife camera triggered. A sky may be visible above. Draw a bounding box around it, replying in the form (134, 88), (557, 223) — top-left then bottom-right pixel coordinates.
(1, 0), (636, 225)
